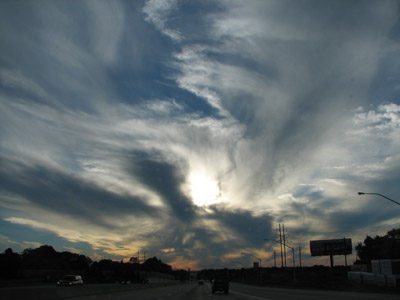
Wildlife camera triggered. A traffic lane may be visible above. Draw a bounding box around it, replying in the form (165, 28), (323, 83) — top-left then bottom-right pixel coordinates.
(2, 282), (398, 300)
(70, 282), (258, 300)
(229, 282), (400, 300)
(0, 283), (187, 300)
(52, 282), (400, 300)
(72, 283), (207, 300)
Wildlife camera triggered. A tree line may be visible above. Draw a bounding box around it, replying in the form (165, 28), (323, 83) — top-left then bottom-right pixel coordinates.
(355, 228), (400, 264)
(1, 228), (398, 283)
(0, 245), (189, 282)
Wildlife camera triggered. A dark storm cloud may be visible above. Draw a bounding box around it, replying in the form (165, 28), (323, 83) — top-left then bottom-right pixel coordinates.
(279, 187), (399, 242)
(127, 152), (196, 222)
(207, 205), (274, 248)
(138, 206), (275, 267)
(362, 164), (400, 202)
(0, 156), (159, 228)
(327, 207), (400, 235)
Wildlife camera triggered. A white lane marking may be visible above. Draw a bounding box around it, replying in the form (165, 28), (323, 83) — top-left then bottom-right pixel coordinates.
(231, 290), (271, 300)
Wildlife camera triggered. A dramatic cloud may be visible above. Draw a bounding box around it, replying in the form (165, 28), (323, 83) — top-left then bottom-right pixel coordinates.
(0, 0), (399, 269)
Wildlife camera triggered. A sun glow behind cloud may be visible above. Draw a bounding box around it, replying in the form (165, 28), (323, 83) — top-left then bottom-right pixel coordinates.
(189, 172), (221, 207)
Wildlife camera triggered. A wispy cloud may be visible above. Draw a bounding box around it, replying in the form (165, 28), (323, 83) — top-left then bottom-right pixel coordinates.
(0, 0), (399, 268)
(142, 0), (183, 41)
(0, 234), (41, 252)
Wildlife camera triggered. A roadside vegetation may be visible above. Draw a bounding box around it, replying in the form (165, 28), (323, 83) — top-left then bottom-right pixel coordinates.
(1, 228), (399, 293)
(0, 245), (189, 285)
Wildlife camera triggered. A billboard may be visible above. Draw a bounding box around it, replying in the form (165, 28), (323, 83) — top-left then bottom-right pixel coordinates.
(310, 238), (352, 256)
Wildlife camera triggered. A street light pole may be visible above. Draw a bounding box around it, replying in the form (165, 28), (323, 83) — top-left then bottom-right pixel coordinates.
(358, 192), (400, 206)
(241, 252), (262, 268)
(242, 252), (262, 282)
(265, 239), (296, 282)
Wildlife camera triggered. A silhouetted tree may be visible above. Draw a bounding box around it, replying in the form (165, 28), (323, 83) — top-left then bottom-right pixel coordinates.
(355, 228), (400, 264)
(1, 245), (174, 283)
(173, 269), (190, 281)
(0, 248), (22, 279)
(4, 248), (13, 255)
(21, 245), (61, 269)
(59, 251), (91, 270)
(129, 256), (139, 264)
(141, 257), (172, 274)
(197, 268), (217, 281)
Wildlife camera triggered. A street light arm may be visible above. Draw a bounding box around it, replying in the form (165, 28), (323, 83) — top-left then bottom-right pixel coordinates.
(265, 238), (294, 250)
(358, 192), (400, 206)
(241, 252), (260, 260)
(241, 252), (262, 265)
(265, 238), (297, 273)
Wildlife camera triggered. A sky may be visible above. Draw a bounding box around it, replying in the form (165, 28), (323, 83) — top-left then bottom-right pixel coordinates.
(0, 0), (400, 270)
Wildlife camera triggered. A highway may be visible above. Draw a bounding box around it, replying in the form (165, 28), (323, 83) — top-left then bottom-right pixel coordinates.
(0, 281), (398, 300)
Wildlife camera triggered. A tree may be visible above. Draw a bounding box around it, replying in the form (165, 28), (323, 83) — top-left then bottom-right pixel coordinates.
(0, 248), (22, 279)
(129, 256), (139, 264)
(4, 248), (13, 255)
(173, 269), (190, 281)
(355, 228), (400, 264)
(141, 257), (172, 274)
(21, 245), (60, 269)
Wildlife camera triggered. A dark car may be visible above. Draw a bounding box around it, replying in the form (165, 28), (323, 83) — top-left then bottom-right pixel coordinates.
(212, 277), (229, 294)
(56, 275), (83, 287)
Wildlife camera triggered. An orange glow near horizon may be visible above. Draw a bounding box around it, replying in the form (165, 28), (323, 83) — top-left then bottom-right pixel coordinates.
(168, 257), (200, 271)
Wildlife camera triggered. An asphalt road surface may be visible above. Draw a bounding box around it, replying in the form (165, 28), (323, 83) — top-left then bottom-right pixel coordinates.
(1, 282), (398, 300)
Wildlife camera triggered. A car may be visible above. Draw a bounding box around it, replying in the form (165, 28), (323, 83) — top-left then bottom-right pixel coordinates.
(211, 277), (229, 294)
(56, 275), (83, 287)
(121, 280), (132, 284)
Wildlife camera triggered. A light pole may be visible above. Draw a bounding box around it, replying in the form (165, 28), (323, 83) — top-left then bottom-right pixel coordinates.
(358, 192), (400, 206)
(265, 239), (296, 282)
(265, 239), (295, 268)
(230, 260), (247, 269)
(241, 252), (262, 268)
(242, 252), (262, 282)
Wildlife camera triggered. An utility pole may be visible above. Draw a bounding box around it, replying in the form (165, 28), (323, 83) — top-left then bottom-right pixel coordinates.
(283, 224), (287, 267)
(299, 246), (302, 268)
(279, 224), (283, 268)
(343, 237), (347, 268)
(273, 250), (277, 268)
(265, 239), (296, 282)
